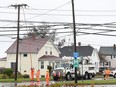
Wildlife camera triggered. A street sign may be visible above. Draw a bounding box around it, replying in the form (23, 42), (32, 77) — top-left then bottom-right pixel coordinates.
(73, 59), (79, 67)
(73, 52), (79, 58)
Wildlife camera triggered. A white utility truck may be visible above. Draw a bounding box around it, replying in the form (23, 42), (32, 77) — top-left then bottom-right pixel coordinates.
(52, 57), (97, 81)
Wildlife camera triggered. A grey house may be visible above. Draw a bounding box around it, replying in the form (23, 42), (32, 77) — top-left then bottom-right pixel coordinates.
(99, 44), (116, 68)
(59, 45), (100, 72)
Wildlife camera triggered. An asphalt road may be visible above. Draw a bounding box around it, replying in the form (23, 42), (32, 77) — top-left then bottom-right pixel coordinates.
(0, 77), (116, 87)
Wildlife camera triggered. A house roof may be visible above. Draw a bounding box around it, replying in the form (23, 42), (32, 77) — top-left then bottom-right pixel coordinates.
(59, 45), (94, 57)
(99, 46), (116, 55)
(5, 37), (49, 53)
(0, 57), (7, 61)
(39, 55), (62, 61)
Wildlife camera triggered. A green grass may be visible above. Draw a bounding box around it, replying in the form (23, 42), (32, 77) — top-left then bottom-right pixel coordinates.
(0, 78), (47, 82)
(78, 79), (116, 85)
(58, 79), (116, 85)
(0, 77), (116, 85)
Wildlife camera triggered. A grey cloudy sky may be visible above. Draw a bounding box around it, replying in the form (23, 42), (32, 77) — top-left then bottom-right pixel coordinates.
(0, 0), (116, 57)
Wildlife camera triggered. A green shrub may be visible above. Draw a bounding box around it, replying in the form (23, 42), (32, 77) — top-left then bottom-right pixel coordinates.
(0, 74), (9, 79)
(22, 74), (29, 78)
(2, 74), (9, 79)
(2, 68), (13, 78)
(11, 72), (23, 78)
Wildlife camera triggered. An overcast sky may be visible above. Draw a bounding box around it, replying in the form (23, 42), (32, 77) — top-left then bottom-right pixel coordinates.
(0, 0), (116, 57)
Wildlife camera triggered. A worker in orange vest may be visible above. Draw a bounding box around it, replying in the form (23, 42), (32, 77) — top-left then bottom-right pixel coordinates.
(36, 69), (40, 82)
(104, 68), (111, 80)
(30, 68), (35, 81)
(45, 70), (50, 85)
(58, 72), (61, 80)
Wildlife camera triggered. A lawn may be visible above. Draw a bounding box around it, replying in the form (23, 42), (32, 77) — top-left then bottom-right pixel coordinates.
(0, 78), (116, 85)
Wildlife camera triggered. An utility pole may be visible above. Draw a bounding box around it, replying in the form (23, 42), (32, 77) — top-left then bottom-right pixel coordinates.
(71, 0), (78, 84)
(11, 4), (27, 81)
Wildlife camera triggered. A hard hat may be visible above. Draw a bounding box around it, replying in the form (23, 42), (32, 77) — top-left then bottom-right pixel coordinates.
(46, 70), (49, 72)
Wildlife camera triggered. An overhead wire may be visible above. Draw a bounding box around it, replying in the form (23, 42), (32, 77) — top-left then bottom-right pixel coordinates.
(26, 1), (71, 20)
(1, 11), (116, 17)
(1, 5), (116, 45)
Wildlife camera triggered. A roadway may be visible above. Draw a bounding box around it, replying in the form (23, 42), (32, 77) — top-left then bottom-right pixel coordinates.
(0, 77), (116, 87)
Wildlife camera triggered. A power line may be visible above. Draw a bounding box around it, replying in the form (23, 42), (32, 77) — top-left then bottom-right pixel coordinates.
(27, 1), (71, 20)
(27, 8), (116, 12)
(1, 11), (116, 17)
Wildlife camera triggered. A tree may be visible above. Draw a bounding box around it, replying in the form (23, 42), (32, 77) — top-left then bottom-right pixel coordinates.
(24, 22), (67, 47)
(99, 52), (108, 62)
(57, 39), (65, 48)
(24, 22), (57, 41)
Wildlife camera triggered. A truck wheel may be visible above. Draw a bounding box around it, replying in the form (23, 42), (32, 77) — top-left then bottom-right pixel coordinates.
(92, 73), (95, 78)
(88, 73), (92, 79)
(66, 73), (72, 81)
(113, 73), (116, 78)
(53, 77), (58, 81)
(84, 72), (88, 80)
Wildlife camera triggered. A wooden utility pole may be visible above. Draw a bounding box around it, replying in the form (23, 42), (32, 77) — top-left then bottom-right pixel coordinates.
(11, 4), (27, 81)
(71, 0), (78, 84)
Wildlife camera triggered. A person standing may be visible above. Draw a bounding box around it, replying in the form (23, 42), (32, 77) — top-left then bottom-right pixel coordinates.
(30, 68), (35, 81)
(36, 69), (40, 82)
(45, 70), (50, 86)
(104, 68), (111, 80)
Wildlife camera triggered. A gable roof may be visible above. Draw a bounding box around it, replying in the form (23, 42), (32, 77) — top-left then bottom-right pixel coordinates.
(39, 55), (62, 61)
(59, 45), (94, 57)
(0, 57), (7, 61)
(5, 37), (49, 54)
(99, 46), (116, 55)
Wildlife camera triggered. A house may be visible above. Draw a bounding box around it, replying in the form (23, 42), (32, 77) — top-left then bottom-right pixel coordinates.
(0, 57), (6, 71)
(5, 37), (61, 77)
(59, 44), (100, 72)
(99, 44), (116, 68)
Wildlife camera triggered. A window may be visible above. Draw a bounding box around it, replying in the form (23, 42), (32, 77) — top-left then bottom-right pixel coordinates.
(89, 67), (94, 70)
(50, 47), (52, 55)
(114, 55), (116, 58)
(41, 75), (45, 78)
(45, 51), (48, 55)
(45, 47), (48, 55)
(41, 61), (44, 69)
(11, 62), (16, 71)
(109, 61), (111, 66)
(111, 55), (112, 59)
(23, 54), (27, 57)
(50, 51), (52, 55)
(105, 62), (108, 65)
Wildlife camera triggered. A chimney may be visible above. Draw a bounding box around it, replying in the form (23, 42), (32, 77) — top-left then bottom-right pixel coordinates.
(78, 42), (81, 46)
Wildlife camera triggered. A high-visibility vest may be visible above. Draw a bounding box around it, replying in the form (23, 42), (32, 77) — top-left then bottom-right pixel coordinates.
(31, 68), (34, 75)
(58, 72), (60, 77)
(105, 69), (110, 75)
(36, 70), (40, 77)
(46, 72), (50, 79)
